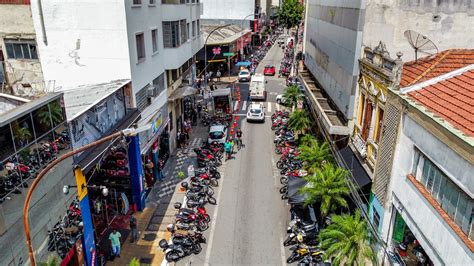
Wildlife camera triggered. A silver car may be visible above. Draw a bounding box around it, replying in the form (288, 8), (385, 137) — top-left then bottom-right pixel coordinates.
(208, 125), (227, 144)
(246, 103), (265, 122)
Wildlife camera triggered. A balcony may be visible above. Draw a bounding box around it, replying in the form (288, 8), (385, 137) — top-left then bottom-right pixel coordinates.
(299, 71), (350, 135)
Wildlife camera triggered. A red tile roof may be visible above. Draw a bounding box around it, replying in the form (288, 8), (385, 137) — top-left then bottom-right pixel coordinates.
(401, 49), (474, 87)
(407, 69), (474, 138)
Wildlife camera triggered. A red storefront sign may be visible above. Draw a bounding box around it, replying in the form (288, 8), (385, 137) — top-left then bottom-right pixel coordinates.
(236, 32), (251, 51)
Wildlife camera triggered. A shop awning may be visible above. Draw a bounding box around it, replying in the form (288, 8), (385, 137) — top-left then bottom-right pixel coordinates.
(236, 61), (252, 67)
(287, 175), (308, 205)
(339, 146), (372, 188)
(77, 108), (141, 173)
(168, 86), (198, 101)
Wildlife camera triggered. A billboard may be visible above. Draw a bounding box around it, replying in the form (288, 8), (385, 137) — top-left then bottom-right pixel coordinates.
(69, 89), (126, 156)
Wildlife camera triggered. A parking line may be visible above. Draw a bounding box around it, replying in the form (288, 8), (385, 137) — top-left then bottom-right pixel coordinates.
(267, 102), (272, 112)
(234, 101), (239, 112)
(242, 101), (247, 111)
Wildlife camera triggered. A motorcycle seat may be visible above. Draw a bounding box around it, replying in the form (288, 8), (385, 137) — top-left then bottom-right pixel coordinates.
(179, 208), (195, 215)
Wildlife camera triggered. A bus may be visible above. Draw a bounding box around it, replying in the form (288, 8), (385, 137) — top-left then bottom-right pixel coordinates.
(249, 73), (266, 101)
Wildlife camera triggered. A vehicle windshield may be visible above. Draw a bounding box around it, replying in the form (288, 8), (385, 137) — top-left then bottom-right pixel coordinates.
(239, 71), (249, 75)
(209, 131), (224, 139)
(250, 109), (261, 114)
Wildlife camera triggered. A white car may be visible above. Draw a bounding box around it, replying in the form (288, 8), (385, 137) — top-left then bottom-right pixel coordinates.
(238, 69), (251, 82)
(246, 103), (265, 122)
(276, 94), (287, 105)
(208, 125), (227, 144)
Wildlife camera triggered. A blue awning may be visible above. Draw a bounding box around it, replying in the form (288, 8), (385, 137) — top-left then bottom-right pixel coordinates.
(236, 61), (252, 67)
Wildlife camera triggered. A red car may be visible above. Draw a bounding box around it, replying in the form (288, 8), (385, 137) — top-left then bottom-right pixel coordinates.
(264, 65), (276, 76)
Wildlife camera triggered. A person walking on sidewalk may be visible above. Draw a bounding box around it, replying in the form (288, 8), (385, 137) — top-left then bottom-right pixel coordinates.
(224, 138), (233, 161)
(236, 129), (243, 150)
(216, 70), (221, 82)
(130, 214), (138, 243)
(109, 229), (122, 258)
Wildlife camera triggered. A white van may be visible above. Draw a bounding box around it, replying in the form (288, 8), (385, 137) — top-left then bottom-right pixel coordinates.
(249, 73), (266, 101)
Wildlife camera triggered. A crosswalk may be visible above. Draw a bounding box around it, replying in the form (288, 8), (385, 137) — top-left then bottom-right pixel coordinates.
(233, 101), (283, 112)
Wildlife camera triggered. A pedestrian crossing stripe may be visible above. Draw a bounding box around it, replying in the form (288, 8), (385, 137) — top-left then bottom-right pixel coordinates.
(233, 101), (286, 112)
(242, 101), (247, 111)
(267, 102), (272, 112)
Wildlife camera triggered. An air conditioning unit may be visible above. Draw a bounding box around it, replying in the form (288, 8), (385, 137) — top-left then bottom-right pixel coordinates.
(147, 86), (156, 98)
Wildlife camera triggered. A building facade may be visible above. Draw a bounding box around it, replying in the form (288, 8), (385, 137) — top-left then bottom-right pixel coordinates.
(372, 50), (474, 264)
(0, 0), (46, 96)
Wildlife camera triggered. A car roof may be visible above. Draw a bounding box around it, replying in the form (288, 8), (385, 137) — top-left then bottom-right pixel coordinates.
(249, 103), (263, 109)
(209, 125), (225, 132)
(265, 65), (273, 68)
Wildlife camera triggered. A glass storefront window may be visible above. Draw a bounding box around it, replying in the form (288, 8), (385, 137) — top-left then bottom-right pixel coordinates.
(32, 105), (52, 139)
(49, 100), (66, 128)
(0, 124), (15, 162)
(11, 113), (34, 149)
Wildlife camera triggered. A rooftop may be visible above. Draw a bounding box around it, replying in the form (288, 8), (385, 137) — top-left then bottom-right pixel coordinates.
(62, 79), (130, 121)
(201, 24), (251, 45)
(401, 49), (474, 87)
(401, 64), (474, 143)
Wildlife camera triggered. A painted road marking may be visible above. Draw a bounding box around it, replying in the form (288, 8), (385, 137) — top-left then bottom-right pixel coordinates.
(276, 102), (281, 112)
(234, 101), (239, 112)
(242, 101), (247, 111)
(267, 102), (272, 112)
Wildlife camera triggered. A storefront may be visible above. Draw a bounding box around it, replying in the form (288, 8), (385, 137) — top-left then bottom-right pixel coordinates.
(139, 103), (170, 189)
(390, 210), (434, 265)
(63, 80), (144, 264)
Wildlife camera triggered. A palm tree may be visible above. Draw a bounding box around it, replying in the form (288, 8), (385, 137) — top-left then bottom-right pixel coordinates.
(288, 110), (311, 138)
(282, 85), (303, 109)
(319, 210), (376, 266)
(49, 101), (64, 126)
(37, 105), (52, 128)
(298, 139), (332, 171)
(299, 163), (350, 217)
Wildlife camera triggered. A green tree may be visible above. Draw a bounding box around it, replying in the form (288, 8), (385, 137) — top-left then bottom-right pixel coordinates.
(37, 105), (52, 128)
(299, 163), (350, 217)
(319, 210), (376, 266)
(298, 138), (332, 171)
(277, 0), (304, 29)
(49, 101), (64, 126)
(282, 85), (303, 109)
(288, 110), (311, 138)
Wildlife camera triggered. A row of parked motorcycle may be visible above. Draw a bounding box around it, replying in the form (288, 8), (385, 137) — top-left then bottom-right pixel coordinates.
(158, 140), (224, 262)
(280, 40), (295, 77)
(247, 33), (281, 73)
(47, 199), (83, 259)
(0, 129), (71, 203)
(271, 111), (327, 265)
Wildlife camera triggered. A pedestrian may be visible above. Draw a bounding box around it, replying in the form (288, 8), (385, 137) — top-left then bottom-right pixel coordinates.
(216, 70), (221, 82)
(130, 214), (138, 243)
(109, 229), (122, 258)
(197, 102), (202, 118)
(224, 138), (233, 161)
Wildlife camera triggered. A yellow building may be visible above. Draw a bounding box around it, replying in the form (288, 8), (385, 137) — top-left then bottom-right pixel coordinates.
(352, 42), (403, 173)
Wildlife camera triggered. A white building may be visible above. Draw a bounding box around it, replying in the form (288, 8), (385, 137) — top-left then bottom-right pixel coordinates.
(200, 0), (257, 27)
(378, 54), (474, 264)
(29, 0), (202, 153)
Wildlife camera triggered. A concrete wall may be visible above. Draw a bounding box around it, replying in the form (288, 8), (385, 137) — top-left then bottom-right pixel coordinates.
(200, 0), (255, 21)
(304, 0), (365, 120)
(363, 0), (474, 61)
(29, 0), (131, 90)
(0, 4), (45, 94)
(0, 157), (76, 265)
(381, 114), (474, 265)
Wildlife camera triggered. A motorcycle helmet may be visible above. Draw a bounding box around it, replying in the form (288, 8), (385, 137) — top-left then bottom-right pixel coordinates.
(174, 202), (182, 210)
(166, 223), (175, 233)
(296, 234), (304, 243)
(159, 239), (169, 249)
(181, 181), (189, 189)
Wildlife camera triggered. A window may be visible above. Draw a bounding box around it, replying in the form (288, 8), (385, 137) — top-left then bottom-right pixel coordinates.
(375, 108), (384, 143)
(133, 0), (142, 4)
(153, 73), (165, 96)
(149, 0), (155, 4)
(373, 211), (381, 231)
(169, 111), (173, 131)
(163, 21), (180, 48)
(4, 39), (38, 60)
(197, 19), (200, 35)
(135, 33), (146, 61)
(361, 98), (373, 141)
(412, 149), (474, 240)
(192, 21), (196, 37)
(187, 23), (190, 40)
(180, 20), (187, 44)
(151, 29), (158, 53)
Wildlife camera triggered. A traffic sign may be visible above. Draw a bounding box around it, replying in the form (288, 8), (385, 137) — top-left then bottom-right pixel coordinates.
(223, 52), (235, 57)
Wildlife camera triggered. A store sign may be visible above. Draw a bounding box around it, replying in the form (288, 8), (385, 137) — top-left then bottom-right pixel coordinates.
(212, 47), (221, 55)
(152, 112), (163, 134)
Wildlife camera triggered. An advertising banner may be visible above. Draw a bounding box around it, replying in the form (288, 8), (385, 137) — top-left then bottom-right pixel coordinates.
(69, 89), (126, 158)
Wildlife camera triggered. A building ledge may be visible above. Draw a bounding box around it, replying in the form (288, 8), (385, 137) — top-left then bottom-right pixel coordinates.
(299, 72), (350, 135)
(407, 174), (474, 252)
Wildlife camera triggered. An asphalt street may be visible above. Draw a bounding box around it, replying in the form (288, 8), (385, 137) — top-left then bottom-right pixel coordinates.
(180, 42), (290, 265)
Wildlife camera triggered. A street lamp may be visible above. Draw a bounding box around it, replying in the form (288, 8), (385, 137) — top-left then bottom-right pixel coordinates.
(22, 124), (151, 266)
(63, 184), (109, 197)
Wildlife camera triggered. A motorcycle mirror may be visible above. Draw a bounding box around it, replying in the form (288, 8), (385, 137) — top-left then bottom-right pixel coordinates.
(62, 185), (70, 195)
(101, 186), (109, 197)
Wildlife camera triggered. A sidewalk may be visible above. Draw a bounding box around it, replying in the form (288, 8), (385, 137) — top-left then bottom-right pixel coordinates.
(112, 118), (210, 265)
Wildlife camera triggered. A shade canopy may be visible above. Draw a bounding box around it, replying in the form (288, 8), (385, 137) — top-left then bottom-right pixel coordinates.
(287, 175), (308, 205)
(236, 61), (252, 67)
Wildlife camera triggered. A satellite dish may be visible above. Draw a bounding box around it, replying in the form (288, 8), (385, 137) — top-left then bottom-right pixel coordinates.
(404, 30), (438, 62)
